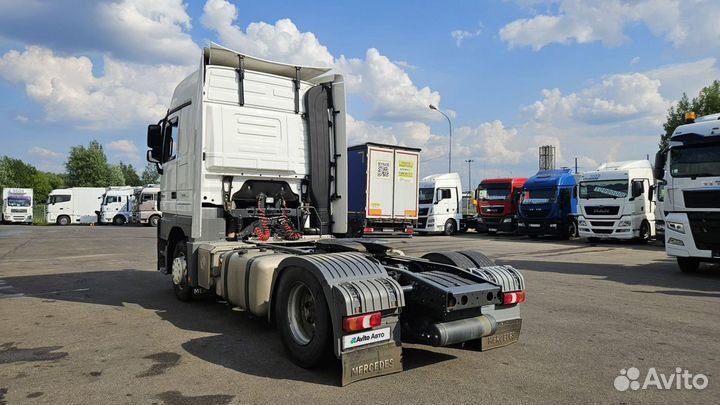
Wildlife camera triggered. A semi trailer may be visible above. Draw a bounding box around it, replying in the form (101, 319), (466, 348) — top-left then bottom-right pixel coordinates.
(347, 143), (420, 237)
(577, 160), (655, 242)
(1, 188), (33, 224)
(475, 178), (527, 234)
(146, 44), (526, 385)
(415, 173), (476, 235)
(655, 112), (720, 272)
(46, 187), (105, 225)
(517, 168), (578, 239)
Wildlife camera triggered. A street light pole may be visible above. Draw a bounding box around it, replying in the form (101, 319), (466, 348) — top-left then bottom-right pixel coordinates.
(429, 104), (452, 173)
(465, 159), (474, 193)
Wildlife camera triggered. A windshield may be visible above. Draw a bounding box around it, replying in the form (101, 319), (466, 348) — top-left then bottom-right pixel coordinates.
(522, 187), (557, 203)
(670, 143), (720, 178)
(419, 188), (434, 204)
(579, 180), (628, 199)
(6, 196), (31, 207)
(104, 195), (121, 204)
(476, 183), (511, 201)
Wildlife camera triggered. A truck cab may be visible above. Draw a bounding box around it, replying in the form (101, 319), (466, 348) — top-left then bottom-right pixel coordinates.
(97, 187), (136, 225)
(134, 185), (162, 227)
(518, 168), (578, 239)
(416, 173), (472, 235)
(1, 188), (33, 224)
(475, 178), (527, 234)
(577, 160), (655, 242)
(655, 112), (720, 272)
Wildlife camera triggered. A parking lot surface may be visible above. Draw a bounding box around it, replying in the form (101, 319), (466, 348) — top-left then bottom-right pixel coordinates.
(0, 225), (718, 404)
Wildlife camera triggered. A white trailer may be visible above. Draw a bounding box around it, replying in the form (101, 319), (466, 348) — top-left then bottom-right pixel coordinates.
(416, 173), (475, 235)
(655, 112), (720, 272)
(134, 185), (162, 227)
(46, 187), (105, 225)
(1, 188), (33, 224)
(97, 187), (137, 225)
(144, 44), (526, 385)
(577, 160), (655, 242)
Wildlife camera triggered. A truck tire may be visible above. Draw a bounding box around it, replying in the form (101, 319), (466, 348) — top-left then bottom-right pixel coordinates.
(57, 215), (70, 226)
(148, 215), (161, 227)
(636, 221), (651, 243)
(422, 251), (476, 270)
(112, 215), (126, 226)
(457, 250), (496, 267)
(563, 219), (577, 240)
(443, 219), (456, 236)
(677, 257), (700, 273)
(171, 240), (193, 301)
(275, 267), (332, 368)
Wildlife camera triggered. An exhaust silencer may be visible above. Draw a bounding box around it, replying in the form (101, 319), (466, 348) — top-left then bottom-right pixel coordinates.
(430, 315), (497, 346)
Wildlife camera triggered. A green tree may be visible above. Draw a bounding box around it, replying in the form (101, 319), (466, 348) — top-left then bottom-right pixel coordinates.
(119, 162), (142, 186)
(140, 163), (160, 185)
(660, 80), (720, 149)
(65, 141), (110, 187)
(107, 164), (126, 186)
(0, 157), (63, 203)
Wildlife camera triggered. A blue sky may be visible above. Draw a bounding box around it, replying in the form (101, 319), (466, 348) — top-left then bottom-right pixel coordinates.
(0, 0), (718, 186)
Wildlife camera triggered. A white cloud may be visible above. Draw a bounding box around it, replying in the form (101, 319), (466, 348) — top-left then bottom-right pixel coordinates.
(106, 139), (139, 160)
(451, 26), (483, 47)
(200, 0), (442, 121)
(14, 114), (29, 123)
(500, 0), (720, 51)
(28, 146), (61, 158)
(630, 56), (640, 65)
(0, 46), (193, 127)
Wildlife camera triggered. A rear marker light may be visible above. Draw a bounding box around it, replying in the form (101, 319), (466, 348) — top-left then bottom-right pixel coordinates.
(404, 228), (414, 234)
(503, 291), (526, 305)
(363, 227), (375, 234)
(343, 312), (382, 332)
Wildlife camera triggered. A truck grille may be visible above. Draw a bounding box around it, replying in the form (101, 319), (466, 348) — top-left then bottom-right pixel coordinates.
(419, 207), (429, 216)
(593, 229), (613, 234)
(684, 190), (720, 209)
(522, 208), (549, 218)
(482, 206), (504, 214)
(417, 218), (427, 228)
(590, 221), (614, 227)
(585, 206), (619, 216)
(11, 209), (26, 213)
(687, 212), (720, 251)
(483, 216), (503, 224)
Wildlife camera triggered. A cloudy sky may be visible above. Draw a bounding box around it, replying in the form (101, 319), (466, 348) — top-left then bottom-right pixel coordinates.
(1, 0), (718, 188)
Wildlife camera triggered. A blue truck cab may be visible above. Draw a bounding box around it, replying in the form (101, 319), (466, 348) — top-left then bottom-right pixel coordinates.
(517, 168), (579, 239)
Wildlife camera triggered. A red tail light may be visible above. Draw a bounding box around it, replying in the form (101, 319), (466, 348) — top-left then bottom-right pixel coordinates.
(343, 312), (382, 332)
(404, 228), (414, 234)
(502, 291), (526, 305)
(363, 227), (375, 234)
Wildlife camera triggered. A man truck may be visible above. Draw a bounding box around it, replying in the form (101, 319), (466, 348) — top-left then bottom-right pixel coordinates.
(1, 188), (33, 224)
(97, 187), (137, 225)
(416, 173), (476, 235)
(517, 168), (578, 239)
(475, 178), (527, 235)
(655, 112), (720, 272)
(46, 187), (105, 225)
(134, 184), (162, 227)
(347, 143), (420, 237)
(577, 160), (655, 242)
(145, 44), (526, 385)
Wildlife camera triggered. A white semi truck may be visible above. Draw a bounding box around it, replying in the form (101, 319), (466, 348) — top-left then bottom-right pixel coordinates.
(1, 188), (33, 224)
(46, 187), (105, 225)
(134, 184), (162, 227)
(416, 173), (476, 235)
(655, 112), (720, 272)
(577, 160), (655, 242)
(97, 187), (136, 225)
(146, 44), (526, 385)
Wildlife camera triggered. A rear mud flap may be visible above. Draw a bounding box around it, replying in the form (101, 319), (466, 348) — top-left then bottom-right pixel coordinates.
(341, 342), (403, 386)
(479, 318), (522, 351)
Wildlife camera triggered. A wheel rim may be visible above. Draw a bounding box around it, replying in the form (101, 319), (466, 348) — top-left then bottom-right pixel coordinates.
(287, 282), (316, 346)
(171, 252), (187, 287)
(568, 222), (576, 236)
(641, 223), (649, 240)
(445, 221), (454, 234)
(151, 217), (159, 226)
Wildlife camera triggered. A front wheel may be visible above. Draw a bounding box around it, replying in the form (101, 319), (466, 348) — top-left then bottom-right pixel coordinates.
(57, 216), (70, 226)
(171, 240), (193, 301)
(677, 257), (700, 273)
(563, 220), (577, 240)
(148, 215), (161, 227)
(636, 221), (651, 243)
(443, 219), (456, 236)
(275, 267), (332, 368)
(112, 215), (126, 226)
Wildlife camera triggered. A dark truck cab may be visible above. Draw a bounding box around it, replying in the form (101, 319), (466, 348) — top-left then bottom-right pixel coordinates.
(475, 178), (527, 234)
(518, 168), (578, 239)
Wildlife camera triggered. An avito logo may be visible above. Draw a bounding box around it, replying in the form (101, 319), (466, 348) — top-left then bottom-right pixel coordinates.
(614, 367), (708, 392)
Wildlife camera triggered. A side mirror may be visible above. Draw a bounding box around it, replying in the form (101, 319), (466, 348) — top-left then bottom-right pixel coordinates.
(653, 150), (667, 180)
(147, 124), (163, 163)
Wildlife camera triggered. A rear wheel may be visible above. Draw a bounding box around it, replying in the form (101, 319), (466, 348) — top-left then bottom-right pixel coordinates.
(423, 251), (477, 269)
(148, 215), (161, 227)
(57, 216), (70, 226)
(677, 257), (700, 273)
(443, 219), (456, 236)
(457, 250), (496, 267)
(171, 240), (193, 301)
(275, 267), (332, 368)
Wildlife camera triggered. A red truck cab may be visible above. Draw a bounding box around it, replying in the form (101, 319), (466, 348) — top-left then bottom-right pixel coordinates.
(476, 178), (527, 234)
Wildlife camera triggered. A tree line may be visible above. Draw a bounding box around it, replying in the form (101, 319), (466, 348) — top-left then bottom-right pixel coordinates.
(0, 140), (158, 204)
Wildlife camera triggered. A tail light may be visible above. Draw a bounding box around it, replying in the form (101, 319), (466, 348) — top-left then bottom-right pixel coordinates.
(404, 228), (414, 234)
(363, 227), (374, 234)
(343, 311), (382, 332)
(502, 291), (526, 305)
